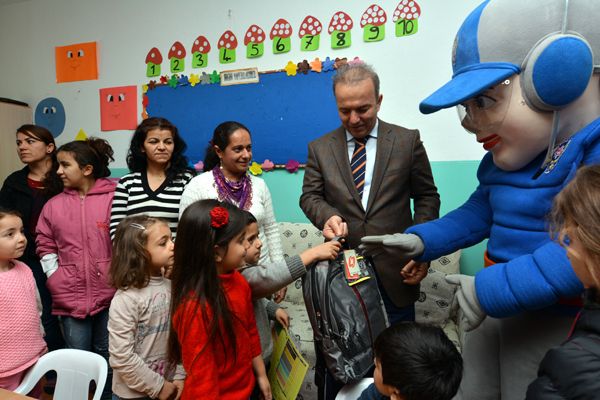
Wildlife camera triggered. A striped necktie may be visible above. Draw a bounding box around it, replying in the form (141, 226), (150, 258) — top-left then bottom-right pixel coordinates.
(350, 136), (369, 198)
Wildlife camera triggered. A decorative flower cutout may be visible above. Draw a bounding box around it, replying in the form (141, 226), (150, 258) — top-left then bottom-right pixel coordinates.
(261, 159), (275, 171)
(285, 159), (300, 173)
(193, 160), (204, 172)
(249, 161), (263, 176)
(284, 61), (298, 76)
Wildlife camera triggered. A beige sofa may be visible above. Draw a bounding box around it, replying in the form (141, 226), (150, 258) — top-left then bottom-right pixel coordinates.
(276, 222), (464, 400)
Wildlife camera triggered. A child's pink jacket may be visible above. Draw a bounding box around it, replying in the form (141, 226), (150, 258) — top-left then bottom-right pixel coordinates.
(36, 178), (116, 318)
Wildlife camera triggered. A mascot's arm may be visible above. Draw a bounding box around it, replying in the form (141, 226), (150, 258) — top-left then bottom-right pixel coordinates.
(475, 241), (583, 317)
(407, 186), (492, 261)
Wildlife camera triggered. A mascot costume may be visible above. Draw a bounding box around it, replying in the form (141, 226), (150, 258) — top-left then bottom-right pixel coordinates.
(362, 0), (600, 398)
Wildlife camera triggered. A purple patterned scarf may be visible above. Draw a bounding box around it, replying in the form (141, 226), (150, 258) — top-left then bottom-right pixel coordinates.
(212, 167), (253, 210)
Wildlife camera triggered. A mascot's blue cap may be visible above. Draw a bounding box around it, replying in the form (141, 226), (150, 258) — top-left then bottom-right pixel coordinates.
(420, 0), (600, 114)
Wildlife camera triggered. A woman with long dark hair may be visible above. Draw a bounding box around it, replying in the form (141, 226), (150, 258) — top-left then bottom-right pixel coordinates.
(0, 124), (64, 353)
(110, 117), (195, 239)
(179, 121), (284, 269)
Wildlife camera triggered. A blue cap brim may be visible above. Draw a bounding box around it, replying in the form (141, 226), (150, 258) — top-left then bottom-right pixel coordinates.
(419, 67), (518, 114)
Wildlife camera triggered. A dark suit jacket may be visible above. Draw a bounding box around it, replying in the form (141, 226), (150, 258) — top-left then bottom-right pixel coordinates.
(300, 120), (440, 306)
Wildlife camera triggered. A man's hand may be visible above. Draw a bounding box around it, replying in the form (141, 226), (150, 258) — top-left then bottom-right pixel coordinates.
(323, 215), (347, 240)
(445, 274), (486, 332)
(360, 233), (425, 259)
(401, 260), (429, 285)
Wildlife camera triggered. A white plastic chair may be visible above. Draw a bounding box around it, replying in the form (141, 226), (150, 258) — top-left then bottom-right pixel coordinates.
(336, 377), (375, 399)
(14, 349), (108, 400)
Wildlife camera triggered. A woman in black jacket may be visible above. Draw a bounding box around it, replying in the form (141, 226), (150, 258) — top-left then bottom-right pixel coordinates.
(527, 165), (600, 399)
(0, 124), (63, 352)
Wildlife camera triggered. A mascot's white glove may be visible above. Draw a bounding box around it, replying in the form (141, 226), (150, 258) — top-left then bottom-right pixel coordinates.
(40, 253), (58, 278)
(360, 233), (425, 259)
(445, 274), (486, 332)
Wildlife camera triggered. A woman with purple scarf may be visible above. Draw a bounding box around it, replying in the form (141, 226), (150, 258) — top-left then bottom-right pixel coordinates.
(179, 121), (285, 272)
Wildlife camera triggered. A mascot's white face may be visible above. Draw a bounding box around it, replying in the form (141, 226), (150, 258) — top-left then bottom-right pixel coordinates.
(460, 74), (553, 171)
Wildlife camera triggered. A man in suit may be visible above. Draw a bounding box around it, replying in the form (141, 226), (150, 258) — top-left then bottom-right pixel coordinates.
(300, 62), (440, 399)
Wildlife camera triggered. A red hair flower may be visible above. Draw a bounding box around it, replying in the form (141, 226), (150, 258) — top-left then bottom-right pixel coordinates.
(210, 206), (229, 228)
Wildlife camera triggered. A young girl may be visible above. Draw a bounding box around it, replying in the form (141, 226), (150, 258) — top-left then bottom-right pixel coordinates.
(527, 164), (600, 399)
(36, 137), (116, 400)
(0, 209), (46, 393)
(168, 199), (271, 400)
(108, 215), (185, 400)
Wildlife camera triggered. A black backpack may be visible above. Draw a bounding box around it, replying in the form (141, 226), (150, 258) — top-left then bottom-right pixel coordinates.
(302, 250), (389, 384)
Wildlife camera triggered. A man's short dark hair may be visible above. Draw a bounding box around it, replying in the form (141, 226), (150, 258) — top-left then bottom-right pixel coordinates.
(375, 322), (463, 400)
(332, 62), (380, 98)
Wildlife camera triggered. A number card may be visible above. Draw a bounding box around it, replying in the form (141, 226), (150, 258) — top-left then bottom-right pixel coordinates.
(218, 31), (238, 64)
(244, 24), (266, 58)
(191, 36), (210, 68)
(328, 12), (353, 49)
(270, 18), (293, 54)
(393, 0), (421, 37)
(145, 47), (162, 78)
(299, 16), (323, 52)
(361, 5), (387, 42)
(168, 42), (186, 73)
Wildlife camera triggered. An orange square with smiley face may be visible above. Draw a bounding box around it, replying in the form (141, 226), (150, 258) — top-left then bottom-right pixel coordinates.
(55, 41), (98, 83)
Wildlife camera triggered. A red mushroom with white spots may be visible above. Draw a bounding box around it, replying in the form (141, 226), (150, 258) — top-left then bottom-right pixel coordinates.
(191, 36), (210, 68)
(361, 4), (387, 42)
(168, 41), (186, 73)
(244, 25), (266, 58)
(270, 18), (293, 54)
(218, 30), (238, 64)
(328, 11), (353, 49)
(393, 0), (421, 37)
(298, 15), (323, 51)
(145, 47), (162, 77)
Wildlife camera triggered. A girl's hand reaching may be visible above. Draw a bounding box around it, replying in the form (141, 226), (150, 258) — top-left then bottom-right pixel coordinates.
(300, 240), (342, 265)
(274, 308), (290, 329)
(173, 379), (184, 400)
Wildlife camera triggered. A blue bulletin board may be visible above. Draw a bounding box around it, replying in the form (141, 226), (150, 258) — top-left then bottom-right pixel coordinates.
(145, 70), (341, 165)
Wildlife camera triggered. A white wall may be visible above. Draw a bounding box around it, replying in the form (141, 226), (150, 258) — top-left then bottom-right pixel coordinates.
(0, 0), (485, 168)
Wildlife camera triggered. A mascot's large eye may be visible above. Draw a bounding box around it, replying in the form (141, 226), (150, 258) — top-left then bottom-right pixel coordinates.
(473, 95), (496, 110)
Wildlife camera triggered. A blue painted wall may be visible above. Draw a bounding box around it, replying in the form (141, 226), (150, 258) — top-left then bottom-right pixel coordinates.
(112, 160), (485, 275)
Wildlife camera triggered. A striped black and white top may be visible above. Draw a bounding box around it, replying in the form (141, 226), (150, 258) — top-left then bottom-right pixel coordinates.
(109, 171), (194, 239)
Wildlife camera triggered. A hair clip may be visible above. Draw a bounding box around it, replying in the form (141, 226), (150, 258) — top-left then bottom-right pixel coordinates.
(130, 223), (146, 230)
(210, 206), (229, 228)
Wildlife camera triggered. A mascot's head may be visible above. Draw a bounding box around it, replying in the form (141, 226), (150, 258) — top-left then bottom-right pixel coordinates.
(420, 0), (600, 171)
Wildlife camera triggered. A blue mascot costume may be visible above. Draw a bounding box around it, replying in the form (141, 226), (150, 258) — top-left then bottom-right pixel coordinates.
(362, 0), (600, 398)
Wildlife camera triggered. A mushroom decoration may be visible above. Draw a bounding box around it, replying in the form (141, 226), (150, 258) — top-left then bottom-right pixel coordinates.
(168, 41), (186, 73)
(361, 4), (387, 42)
(298, 15), (323, 51)
(393, 0), (420, 37)
(145, 47), (162, 77)
(244, 25), (266, 59)
(191, 36), (210, 68)
(328, 11), (353, 49)
(270, 18), (292, 54)
(218, 30), (238, 64)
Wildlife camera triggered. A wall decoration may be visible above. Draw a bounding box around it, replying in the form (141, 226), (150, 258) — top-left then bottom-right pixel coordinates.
(218, 31), (238, 64)
(34, 97), (66, 137)
(55, 41), (98, 83)
(297, 60), (310, 75)
(393, 0), (420, 37)
(261, 159), (275, 171)
(99, 85), (137, 131)
(168, 42), (186, 73)
(361, 4), (387, 42)
(244, 25), (266, 58)
(298, 16), (322, 51)
(144, 68), (340, 165)
(249, 161), (263, 176)
(189, 73), (200, 87)
(328, 12), (353, 49)
(310, 58), (323, 72)
(191, 36), (210, 68)
(284, 61), (298, 76)
(75, 128), (88, 141)
(200, 72), (211, 85)
(322, 57), (335, 71)
(270, 19), (292, 54)
(209, 70), (221, 84)
(145, 47), (162, 77)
